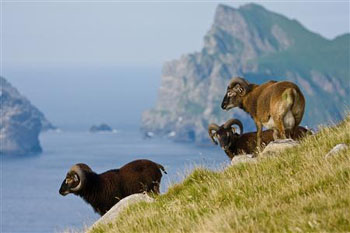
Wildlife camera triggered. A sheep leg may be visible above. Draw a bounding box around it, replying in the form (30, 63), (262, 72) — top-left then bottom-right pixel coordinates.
(291, 88), (305, 128)
(273, 110), (289, 140)
(154, 185), (160, 194)
(225, 150), (234, 160)
(276, 88), (295, 139)
(285, 128), (293, 139)
(273, 129), (279, 141)
(255, 121), (263, 153)
(289, 126), (299, 140)
(275, 117), (287, 139)
(152, 181), (160, 194)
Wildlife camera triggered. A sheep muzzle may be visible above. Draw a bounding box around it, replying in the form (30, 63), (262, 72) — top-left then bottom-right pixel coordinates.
(221, 94), (229, 110)
(59, 180), (70, 196)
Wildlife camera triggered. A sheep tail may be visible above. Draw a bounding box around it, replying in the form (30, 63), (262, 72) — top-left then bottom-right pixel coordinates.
(282, 88), (295, 109)
(157, 163), (167, 174)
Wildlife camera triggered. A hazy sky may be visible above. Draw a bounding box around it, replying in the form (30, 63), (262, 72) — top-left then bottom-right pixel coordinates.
(3, 1), (350, 67)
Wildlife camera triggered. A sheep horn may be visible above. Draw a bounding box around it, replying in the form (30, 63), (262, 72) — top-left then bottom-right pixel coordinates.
(229, 77), (250, 96)
(224, 119), (243, 135)
(208, 123), (220, 145)
(69, 164), (87, 192)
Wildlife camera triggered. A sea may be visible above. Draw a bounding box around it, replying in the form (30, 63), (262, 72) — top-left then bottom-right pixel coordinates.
(1, 130), (228, 233)
(1, 65), (229, 233)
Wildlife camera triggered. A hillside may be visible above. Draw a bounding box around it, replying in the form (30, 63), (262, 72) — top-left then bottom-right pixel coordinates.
(91, 115), (350, 232)
(142, 3), (350, 143)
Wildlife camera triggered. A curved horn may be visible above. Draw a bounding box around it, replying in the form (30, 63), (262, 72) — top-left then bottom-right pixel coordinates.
(69, 164), (87, 192)
(208, 123), (220, 145)
(229, 77), (249, 96)
(223, 119), (243, 135)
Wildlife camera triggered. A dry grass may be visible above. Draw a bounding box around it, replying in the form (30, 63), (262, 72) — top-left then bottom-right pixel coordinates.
(91, 116), (350, 233)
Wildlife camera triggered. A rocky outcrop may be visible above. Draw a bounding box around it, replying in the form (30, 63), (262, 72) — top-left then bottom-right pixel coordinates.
(231, 154), (257, 166)
(89, 123), (113, 133)
(325, 143), (349, 159)
(142, 3), (349, 143)
(0, 76), (54, 155)
(260, 139), (299, 157)
(87, 193), (154, 232)
(230, 139), (300, 166)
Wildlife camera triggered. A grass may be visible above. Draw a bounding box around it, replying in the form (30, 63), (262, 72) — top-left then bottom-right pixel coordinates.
(90, 116), (350, 233)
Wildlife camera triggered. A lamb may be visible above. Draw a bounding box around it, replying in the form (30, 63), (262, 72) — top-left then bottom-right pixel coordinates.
(208, 118), (311, 159)
(59, 159), (166, 216)
(221, 77), (305, 151)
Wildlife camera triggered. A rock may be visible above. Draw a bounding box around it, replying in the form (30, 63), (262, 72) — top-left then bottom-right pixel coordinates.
(260, 139), (299, 157)
(231, 154), (257, 166)
(87, 193), (154, 232)
(144, 131), (155, 138)
(0, 76), (54, 155)
(89, 123), (113, 133)
(325, 143), (348, 159)
(141, 3), (349, 143)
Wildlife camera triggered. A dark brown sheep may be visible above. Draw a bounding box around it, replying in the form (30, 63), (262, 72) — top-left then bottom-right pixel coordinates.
(59, 159), (166, 216)
(209, 118), (311, 159)
(221, 77), (305, 150)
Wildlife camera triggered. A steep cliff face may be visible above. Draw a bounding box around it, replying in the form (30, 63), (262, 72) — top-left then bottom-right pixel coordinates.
(142, 4), (350, 143)
(0, 76), (55, 155)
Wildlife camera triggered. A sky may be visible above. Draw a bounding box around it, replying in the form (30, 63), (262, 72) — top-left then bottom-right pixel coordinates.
(2, 1), (350, 67)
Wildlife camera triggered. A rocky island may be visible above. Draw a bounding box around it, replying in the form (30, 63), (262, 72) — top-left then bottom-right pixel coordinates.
(0, 76), (55, 155)
(142, 3), (349, 143)
(90, 123), (113, 133)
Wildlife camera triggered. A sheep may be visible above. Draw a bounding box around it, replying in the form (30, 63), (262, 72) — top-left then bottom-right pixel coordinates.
(221, 77), (305, 151)
(208, 118), (311, 159)
(59, 159), (166, 216)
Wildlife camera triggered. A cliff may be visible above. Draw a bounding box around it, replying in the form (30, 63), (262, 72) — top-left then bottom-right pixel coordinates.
(0, 76), (55, 155)
(142, 4), (350, 143)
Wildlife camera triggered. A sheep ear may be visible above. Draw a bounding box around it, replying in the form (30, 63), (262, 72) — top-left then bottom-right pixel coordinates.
(227, 90), (236, 97)
(234, 84), (246, 96)
(231, 127), (236, 134)
(211, 134), (218, 145)
(73, 174), (79, 182)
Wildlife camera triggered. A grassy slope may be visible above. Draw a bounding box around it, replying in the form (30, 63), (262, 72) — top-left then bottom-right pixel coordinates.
(92, 116), (350, 233)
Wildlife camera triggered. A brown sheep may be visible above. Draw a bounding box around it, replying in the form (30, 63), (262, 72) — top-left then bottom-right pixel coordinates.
(59, 159), (166, 216)
(209, 118), (311, 159)
(221, 77), (305, 150)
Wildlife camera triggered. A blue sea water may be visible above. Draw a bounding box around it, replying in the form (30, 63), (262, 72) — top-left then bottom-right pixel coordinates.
(1, 129), (228, 233)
